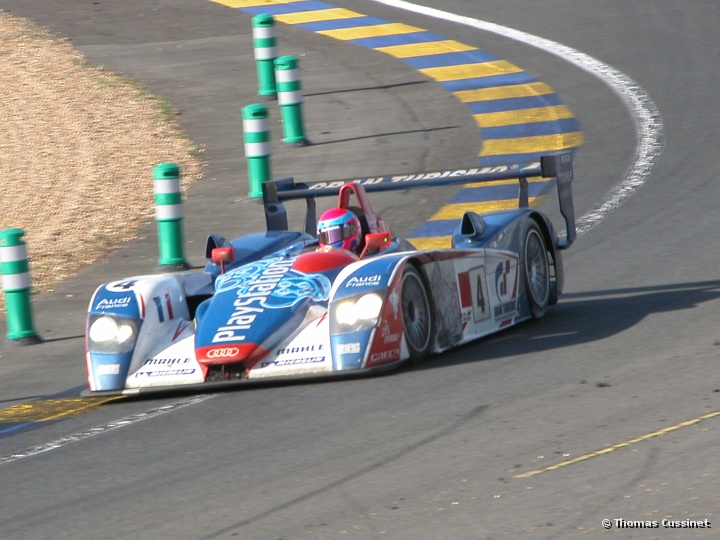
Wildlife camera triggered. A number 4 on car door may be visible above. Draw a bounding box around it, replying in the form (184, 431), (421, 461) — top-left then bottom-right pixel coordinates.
(469, 266), (490, 322)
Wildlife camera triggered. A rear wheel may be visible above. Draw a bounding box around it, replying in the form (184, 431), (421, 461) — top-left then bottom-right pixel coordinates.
(524, 223), (550, 319)
(401, 266), (433, 360)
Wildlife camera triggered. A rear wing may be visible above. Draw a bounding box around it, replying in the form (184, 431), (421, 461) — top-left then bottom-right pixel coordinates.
(262, 152), (576, 249)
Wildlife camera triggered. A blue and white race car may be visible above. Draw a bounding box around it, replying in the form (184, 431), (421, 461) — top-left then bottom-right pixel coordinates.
(84, 153), (576, 395)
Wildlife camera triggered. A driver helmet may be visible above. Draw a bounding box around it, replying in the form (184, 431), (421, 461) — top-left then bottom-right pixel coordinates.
(317, 208), (362, 253)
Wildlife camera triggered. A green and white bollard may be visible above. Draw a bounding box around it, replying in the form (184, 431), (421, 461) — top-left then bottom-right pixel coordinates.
(243, 104), (272, 199)
(252, 14), (277, 100)
(274, 55), (308, 146)
(153, 163), (190, 271)
(0, 228), (41, 345)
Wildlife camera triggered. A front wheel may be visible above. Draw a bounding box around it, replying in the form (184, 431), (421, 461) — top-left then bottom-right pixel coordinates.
(401, 266), (433, 361)
(523, 223), (550, 319)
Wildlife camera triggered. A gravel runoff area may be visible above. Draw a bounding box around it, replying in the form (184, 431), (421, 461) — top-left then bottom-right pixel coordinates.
(0, 12), (203, 314)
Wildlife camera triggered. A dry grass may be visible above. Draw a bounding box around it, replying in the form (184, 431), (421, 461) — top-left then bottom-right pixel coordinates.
(0, 13), (203, 314)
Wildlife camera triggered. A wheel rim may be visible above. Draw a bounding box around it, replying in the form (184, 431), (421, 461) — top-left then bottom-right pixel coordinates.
(525, 229), (549, 308)
(402, 271), (431, 354)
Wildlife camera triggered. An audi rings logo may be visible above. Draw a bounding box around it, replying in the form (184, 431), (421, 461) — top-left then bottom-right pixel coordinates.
(206, 347), (240, 359)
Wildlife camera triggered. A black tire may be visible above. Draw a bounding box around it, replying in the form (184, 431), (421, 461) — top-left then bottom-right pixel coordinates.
(523, 222), (551, 319)
(401, 266), (433, 361)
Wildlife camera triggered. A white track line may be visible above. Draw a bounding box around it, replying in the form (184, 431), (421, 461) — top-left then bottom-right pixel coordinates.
(0, 394), (216, 467)
(369, 0), (665, 235)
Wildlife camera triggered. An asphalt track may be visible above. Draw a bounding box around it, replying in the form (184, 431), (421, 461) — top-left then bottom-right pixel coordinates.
(1, 1), (719, 539)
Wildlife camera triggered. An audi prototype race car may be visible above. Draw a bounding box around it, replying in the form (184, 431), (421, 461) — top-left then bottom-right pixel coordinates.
(85, 153), (576, 395)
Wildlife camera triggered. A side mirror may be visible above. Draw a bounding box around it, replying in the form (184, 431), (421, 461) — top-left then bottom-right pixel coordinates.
(360, 232), (391, 259)
(211, 247), (234, 273)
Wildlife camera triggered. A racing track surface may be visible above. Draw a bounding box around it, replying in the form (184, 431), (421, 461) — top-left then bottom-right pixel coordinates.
(1, 1), (719, 538)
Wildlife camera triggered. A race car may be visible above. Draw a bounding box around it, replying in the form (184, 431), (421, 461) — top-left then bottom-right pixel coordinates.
(84, 152), (575, 395)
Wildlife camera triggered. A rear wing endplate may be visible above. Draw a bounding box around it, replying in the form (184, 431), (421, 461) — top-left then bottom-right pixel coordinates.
(262, 152), (576, 248)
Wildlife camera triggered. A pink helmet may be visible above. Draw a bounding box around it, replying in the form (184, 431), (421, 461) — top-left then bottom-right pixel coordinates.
(317, 208), (362, 252)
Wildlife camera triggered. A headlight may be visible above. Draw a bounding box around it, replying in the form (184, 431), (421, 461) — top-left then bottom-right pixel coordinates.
(335, 301), (359, 326)
(88, 315), (139, 353)
(355, 293), (383, 320)
(332, 292), (384, 332)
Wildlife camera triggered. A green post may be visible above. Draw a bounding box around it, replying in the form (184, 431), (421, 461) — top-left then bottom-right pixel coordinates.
(0, 228), (42, 345)
(252, 14), (277, 99)
(243, 104), (272, 199)
(153, 163), (190, 271)
(274, 55), (308, 146)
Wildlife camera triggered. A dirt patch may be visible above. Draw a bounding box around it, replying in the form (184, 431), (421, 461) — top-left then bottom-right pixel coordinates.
(0, 13), (203, 313)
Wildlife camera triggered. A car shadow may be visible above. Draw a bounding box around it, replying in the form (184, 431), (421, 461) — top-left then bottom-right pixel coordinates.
(411, 279), (720, 370)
